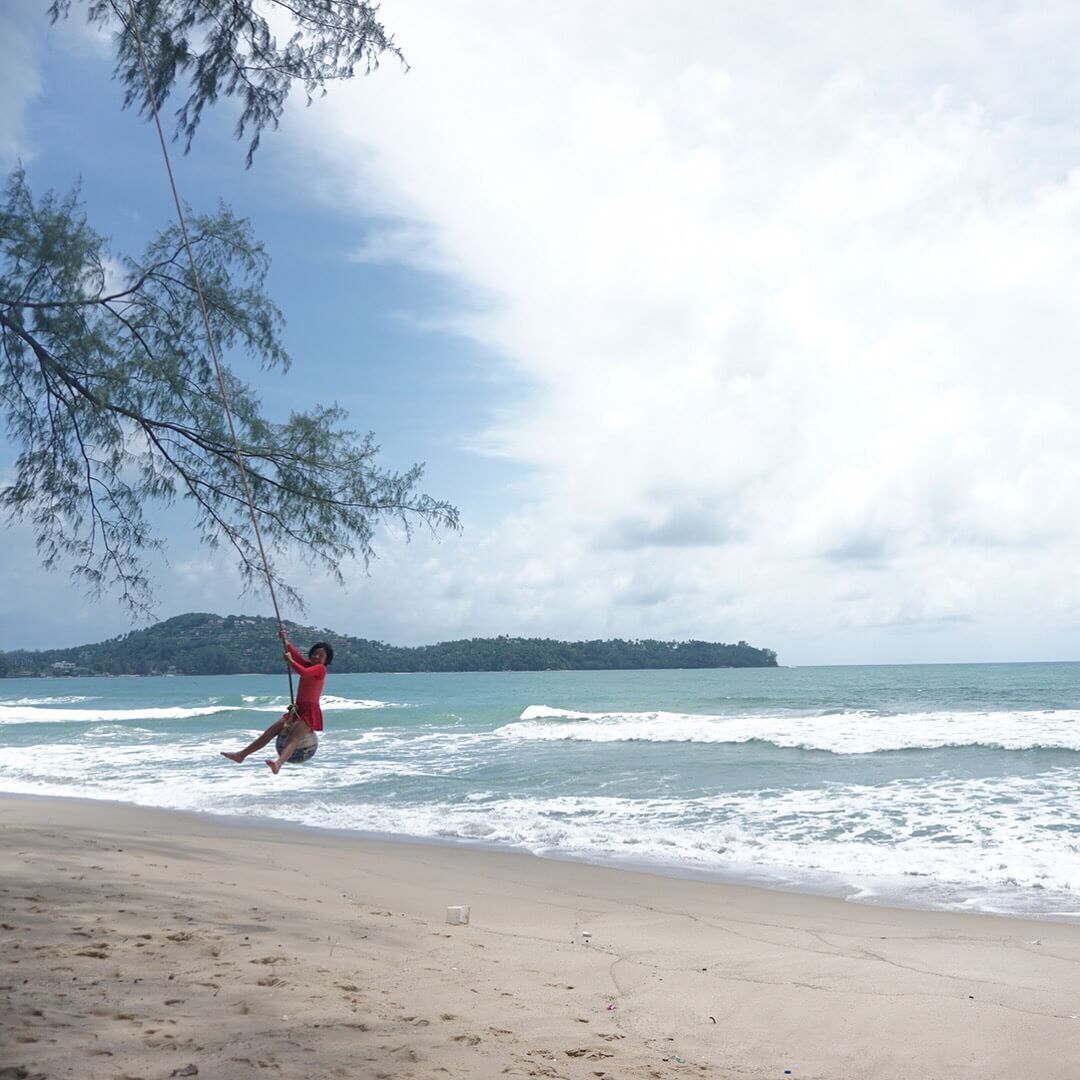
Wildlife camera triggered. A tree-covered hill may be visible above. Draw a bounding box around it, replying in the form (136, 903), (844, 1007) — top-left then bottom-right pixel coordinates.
(0, 613), (778, 677)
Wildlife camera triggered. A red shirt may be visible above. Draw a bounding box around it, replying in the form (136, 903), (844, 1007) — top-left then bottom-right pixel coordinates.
(285, 643), (326, 731)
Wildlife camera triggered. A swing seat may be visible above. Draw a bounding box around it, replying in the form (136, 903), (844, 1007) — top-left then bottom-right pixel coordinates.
(276, 728), (319, 764)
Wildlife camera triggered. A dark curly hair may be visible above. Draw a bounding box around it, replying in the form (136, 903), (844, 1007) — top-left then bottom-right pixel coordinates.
(309, 641), (334, 666)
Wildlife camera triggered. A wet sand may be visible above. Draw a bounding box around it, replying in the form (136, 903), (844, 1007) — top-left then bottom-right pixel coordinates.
(2, 794), (1079, 1079)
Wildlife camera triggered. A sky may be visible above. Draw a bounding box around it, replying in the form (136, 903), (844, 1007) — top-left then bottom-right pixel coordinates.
(4, 0), (1080, 665)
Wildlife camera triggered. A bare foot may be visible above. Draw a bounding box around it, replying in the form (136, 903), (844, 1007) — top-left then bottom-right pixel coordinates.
(266, 759), (281, 775)
(221, 752), (245, 763)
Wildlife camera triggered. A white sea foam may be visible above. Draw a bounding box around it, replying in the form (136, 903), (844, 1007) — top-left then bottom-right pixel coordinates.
(0, 694), (410, 724)
(2, 695), (97, 706)
(243, 694), (408, 712)
(3, 730), (1080, 915)
(264, 772), (1080, 911)
(0, 736), (453, 808)
(6, 670), (1080, 918)
(323, 695), (409, 710)
(1, 729), (1076, 888)
(0, 703), (238, 724)
(506, 706), (1080, 753)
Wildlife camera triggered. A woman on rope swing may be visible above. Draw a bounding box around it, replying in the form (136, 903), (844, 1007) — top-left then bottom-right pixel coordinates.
(220, 629), (334, 773)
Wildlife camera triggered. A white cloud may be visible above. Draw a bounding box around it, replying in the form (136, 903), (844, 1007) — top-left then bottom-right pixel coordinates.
(14, 0), (1080, 662)
(266, 0), (1080, 662)
(0, 0), (44, 167)
(0, 1), (113, 168)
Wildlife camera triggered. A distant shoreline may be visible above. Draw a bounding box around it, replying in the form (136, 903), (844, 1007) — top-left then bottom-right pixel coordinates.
(1, 663), (777, 679)
(1, 611), (778, 678)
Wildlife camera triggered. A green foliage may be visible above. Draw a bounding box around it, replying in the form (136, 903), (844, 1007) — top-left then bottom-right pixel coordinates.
(0, 613), (779, 676)
(0, 171), (459, 613)
(51, 0), (403, 165)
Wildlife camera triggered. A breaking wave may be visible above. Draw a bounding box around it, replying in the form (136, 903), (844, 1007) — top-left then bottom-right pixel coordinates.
(503, 705), (1080, 754)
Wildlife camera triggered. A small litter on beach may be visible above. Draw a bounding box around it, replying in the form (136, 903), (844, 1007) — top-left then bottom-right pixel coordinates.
(606, 1002), (617, 1010)
(446, 905), (470, 925)
(170, 1067), (199, 1078)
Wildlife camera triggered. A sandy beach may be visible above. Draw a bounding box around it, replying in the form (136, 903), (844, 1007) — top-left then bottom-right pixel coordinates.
(2, 795), (1079, 1079)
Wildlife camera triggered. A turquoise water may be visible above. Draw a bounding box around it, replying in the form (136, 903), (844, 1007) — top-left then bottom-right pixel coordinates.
(2, 663), (1079, 918)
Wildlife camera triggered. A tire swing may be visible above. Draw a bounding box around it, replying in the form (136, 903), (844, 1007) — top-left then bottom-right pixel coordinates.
(122, 2), (317, 766)
(276, 710), (319, 765)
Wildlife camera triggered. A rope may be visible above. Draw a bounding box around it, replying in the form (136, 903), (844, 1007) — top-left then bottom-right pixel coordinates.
(123, 0), (295, 705)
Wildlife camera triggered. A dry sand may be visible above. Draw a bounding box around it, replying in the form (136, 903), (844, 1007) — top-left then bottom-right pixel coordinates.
(2, 794), (1079, 1080)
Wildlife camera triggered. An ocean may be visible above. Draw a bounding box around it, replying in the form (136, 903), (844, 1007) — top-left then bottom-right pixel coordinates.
(2, 662), (1079, 920)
